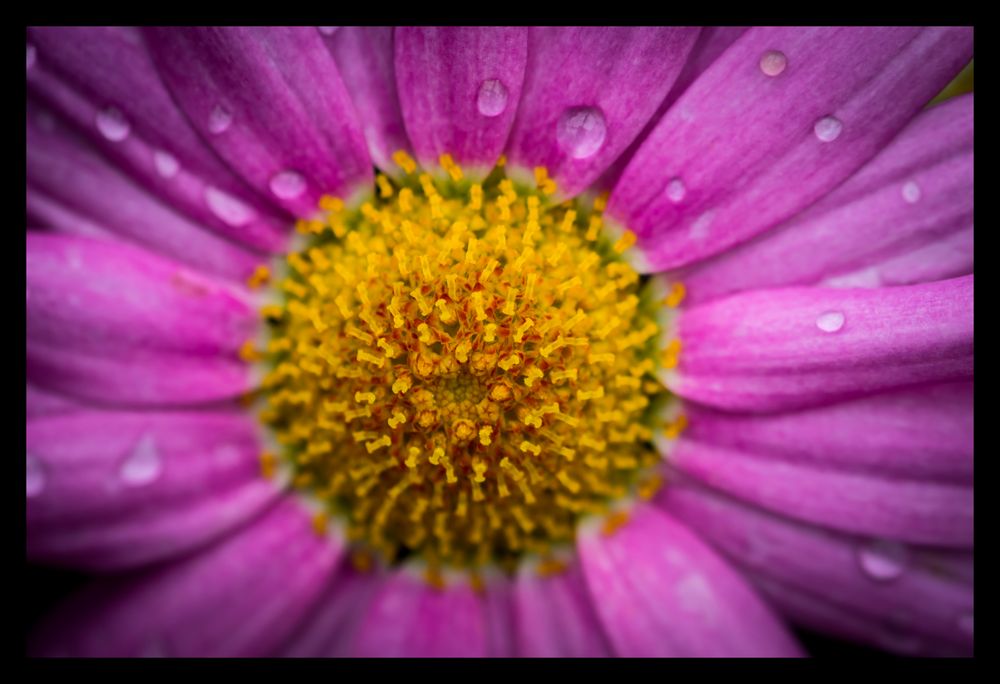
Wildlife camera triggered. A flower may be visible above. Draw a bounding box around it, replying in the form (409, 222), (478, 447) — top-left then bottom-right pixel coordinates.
(26, 26), (973, 658)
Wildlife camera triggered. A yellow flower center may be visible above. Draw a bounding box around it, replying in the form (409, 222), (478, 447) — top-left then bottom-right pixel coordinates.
(250, 152), (675, 575)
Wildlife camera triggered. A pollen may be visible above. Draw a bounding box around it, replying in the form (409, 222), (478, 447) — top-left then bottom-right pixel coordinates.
(255, 153), (669, 574)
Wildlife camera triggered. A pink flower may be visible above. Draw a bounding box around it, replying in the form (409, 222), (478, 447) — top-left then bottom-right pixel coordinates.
(26, 27), (973, 657)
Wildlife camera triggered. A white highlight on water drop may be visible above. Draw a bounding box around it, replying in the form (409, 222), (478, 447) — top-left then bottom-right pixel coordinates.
(901, 181), (921, 204)
(119, 434), (162, 486)
(26, 453), (46, 498)
(153, 150), (180, 179)
(476, 78), (509, 117)
(814, 116), (843, 143)
(208, 105), (233, 134)
(665, 177), (686, 203)
(556, 106), (607, 160)
(269, 170), (307, 200)
(759, 50), (787, 77)
(858, 539), (910, 581)
(816, 310), (845, 333)
(96, 106), (131, 142)
(205, 187), (256, 227)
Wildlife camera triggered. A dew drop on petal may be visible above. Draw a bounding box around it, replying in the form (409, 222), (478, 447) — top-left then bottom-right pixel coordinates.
(689, 211), (714, 241)
(26, 453), (46, 498)
(153, 150), (180, 179)
(759, 50), (787, 77)
(205, 186), (256, 227)
(958, 612), (973, 636)
(858, 539), (910, 581)
(816, 310), (845, 333)
(119, 434), (162, 486)
(476, 78), (509, 118)
(665, 177), (686, 203)
(901, 181), (921, 204)
(208, 104), (233, 134)
(96, 106), (131, 142)
(556, 106), (607, 160)
(813, 116), (843, 143)
(27, 43), (37, 71)
(317, 26), (339, 36)
(269, 170), (307, 200)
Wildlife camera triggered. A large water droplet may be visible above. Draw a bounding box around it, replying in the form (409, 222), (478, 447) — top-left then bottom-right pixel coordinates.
(96, 106), (131, 142)
(317, 26), (339, 36)
(27, 43), (37, 71)
(26, 453), (46, 498)
(858, 539), (910, 581)
(153, 150), (180, 179)
(208, 105), (233, 134)
(269, 170), (307, 200)
(665, 177), (686, 203)
(814, 116), (843, 143)
(119, 434), (162, 486)
(759, 50), (787, 77)
(205, 187), (256, 227)
(958, 612), (973, 636)
(476, 78), (509, 117)
(901, 181), (921, 204)
(556, 106), (607, 160)
(816, 310), (845, 333)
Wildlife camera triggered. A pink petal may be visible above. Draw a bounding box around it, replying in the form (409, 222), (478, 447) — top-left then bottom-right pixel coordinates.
(608, 27), (973, 272)
(680, 94), (974, 304)
(660, 480), (973, 654)
(667, 275), (973, 412)
(681, 382), (973, 484)
(27, 408), (280, 570)
(662, 438), (972, 547)
(349, 570), (488, 657)
(144, 27), (373, 215)
(504, 27), (699, 197)
(26, 27), (291, 253)
(26, 383), (83, 420)
(27, 98), (264, 283)
(394, 27), (528, 175)
(578, 504), (803, 657)
(512, 560), (612, 656)
(325, 27), (411, 175)
(31, 498), (342, 657)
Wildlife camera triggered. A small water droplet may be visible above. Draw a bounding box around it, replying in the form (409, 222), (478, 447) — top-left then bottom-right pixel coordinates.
(96, 106), (131, 142)
(814, 116), (843, 143)
(476, 78), (509, 117)
(759, 50), (787, 77)
(26, 453), (46, 498)
(26, 43), (37, 71)
(208, 105), (233, 134)
(858, 539), (910, 581)
(269, 170), (307, 200)
(119, 434), (162, 486)
(957, 612), (973, 636)
(205, 187), (256, 227)
(153, 150), (180, 179)
(665, 177), (686, 203)
(317, 26), (339, 36)
(689, 211), (714, 241)
(816, 310), (845, 333)
(556, 106), (607, 160)
(901, 181), (921, 204)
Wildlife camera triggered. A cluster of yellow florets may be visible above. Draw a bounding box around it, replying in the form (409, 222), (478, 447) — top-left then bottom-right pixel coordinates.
(250, 152), (675, 575)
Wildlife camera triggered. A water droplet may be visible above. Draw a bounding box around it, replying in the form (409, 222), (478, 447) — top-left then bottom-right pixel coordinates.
(153, 150), (180, 179)
(317, 26), (339, 36)
(269, 170), (307, 200)
(119, 434), (162, 486)
(556, 106), (607, 160)
(957, 612), (973, 636)
(205, 187), (256, 227)
(26, 43), (37, 71)
(665, 177), (686, 203)
(26, 453), (45, 498)
(813, 116), (843, 143)
(208, 105), (233, 134)
(759, 50), (787, 77)
(476, 78), (509, 117)
(95, 106), (131, 142)
(901, 181), (921, 204)
(689, 211), (714, 241)
(858, 539), (910, 581)
(816, 310), (845, 333)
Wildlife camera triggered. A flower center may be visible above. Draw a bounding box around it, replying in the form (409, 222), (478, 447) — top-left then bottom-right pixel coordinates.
(250, 152), (672, 576)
